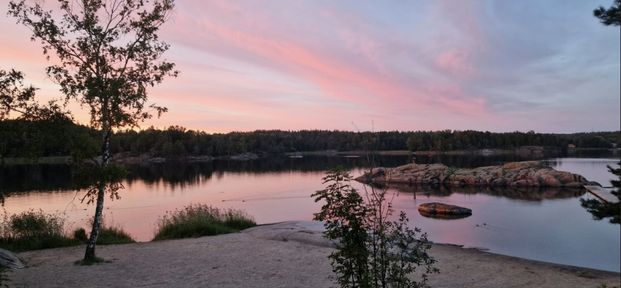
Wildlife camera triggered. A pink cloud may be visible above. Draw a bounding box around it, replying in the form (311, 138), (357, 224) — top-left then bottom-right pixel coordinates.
(166, 5), (489, 118)
(436, 51), (474, 76)
(1, 1), (511, 132)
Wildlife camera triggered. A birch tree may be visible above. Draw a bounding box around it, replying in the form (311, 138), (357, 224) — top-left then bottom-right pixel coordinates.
(9, 0), (178, 261)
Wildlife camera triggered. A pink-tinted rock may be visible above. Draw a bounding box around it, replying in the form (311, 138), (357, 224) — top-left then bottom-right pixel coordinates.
(418, 202), (472, 219)
(355, 161), (589, 188)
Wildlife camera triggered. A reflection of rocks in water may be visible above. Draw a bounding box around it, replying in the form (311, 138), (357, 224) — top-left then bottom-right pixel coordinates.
(383, 183), (586, 201)
(418, 210), (471, 220)
(0, 165), (77, 193)
(418, 202), (472, 219)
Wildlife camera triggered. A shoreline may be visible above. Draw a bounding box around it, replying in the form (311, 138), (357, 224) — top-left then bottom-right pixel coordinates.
(2, 147), (619, 166)
(8, 221), (620, 288)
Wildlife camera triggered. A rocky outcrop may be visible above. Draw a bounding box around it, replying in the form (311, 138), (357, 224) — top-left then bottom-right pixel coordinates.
(355, 161), (589, 188)
(418, 203), (472, 219)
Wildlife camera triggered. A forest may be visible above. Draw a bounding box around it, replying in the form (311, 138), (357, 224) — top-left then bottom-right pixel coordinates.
(0, 118), (619, 159)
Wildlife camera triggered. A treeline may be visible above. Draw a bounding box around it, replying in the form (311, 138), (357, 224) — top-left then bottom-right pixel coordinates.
(0, 119), (619, 159)
(405, 130), (618, 151)
(0, 117), (97, 159)
(112, 128), (619, 156)
(109, 126), (410, 157)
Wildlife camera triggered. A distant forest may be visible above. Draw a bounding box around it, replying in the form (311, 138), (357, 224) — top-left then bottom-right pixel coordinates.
(0, 118), (619, 159)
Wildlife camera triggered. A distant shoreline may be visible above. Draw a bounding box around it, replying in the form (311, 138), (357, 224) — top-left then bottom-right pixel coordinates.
(1, 147), (618, 166)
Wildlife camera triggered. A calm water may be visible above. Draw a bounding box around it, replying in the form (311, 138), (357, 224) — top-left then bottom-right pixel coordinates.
(1, 155), (619, 272)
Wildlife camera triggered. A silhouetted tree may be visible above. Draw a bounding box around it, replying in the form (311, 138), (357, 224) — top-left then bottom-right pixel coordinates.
(579, 3), (620, 223)
(0, 69), (36, 120)
(581, 162), (620, 224)
(594, 0), (620, 26)
(9, 0), (177, 261)
(0, 69), (67, 120)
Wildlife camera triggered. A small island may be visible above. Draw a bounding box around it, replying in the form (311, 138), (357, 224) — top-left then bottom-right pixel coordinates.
(356, 161), (591, 188)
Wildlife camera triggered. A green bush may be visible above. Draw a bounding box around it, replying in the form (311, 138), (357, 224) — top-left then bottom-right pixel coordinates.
(72, 225), (135, 245)
(95, 226), (135, 245)
(73, 228), (88, 242)
(0, 210), (79, 251)
(0, 210), (135, 252)
(313, 168), (437, 288)
(153, 204), (256, 240)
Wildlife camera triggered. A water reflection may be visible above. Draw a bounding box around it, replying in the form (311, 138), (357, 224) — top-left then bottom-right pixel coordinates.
(0, 154), (618, 272)
(375, 183), (586, 201)
(0, 153), (568, 195)
(0, 164), (75, 193)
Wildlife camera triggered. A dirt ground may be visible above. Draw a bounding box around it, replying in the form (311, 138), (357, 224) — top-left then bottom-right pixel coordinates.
(8, 221), (621, 288)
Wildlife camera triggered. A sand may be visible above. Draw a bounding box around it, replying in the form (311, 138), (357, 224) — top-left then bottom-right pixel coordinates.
(8, 221), (621, 288)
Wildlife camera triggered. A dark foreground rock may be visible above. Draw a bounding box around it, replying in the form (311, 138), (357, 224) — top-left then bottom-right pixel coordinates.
(356, 161), (590, 188)
(418, 202), (472, 219)
(0, 248), (24, 269)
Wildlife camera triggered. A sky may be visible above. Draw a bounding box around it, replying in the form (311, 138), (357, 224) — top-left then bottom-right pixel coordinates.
(0, 0), (619, 133)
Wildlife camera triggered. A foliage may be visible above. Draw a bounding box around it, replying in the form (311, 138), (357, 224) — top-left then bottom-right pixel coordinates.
(581, 162), (620, 224)
(580, 1), (621, 225)
(8, 0), (177, 130)
(0, 210), (79, 252)
(1, 68), (70, 122)
(9, 0), (178, 261)
(313, 169), (369, 286)
(406, 130), (618, 152)
(312, 168), (437, 288)
(2, 120), (619, 159)
(73, 225), (135, 245)
(0, 69), (36, 120)
(74, 163), (127, 205)
(153, 204), (256, 240)
(594, 0), (620, 26)
(0, 118), (97, 160)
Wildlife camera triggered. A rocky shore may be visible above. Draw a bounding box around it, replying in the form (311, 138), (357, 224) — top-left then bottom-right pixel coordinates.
(356, 161), (592, 188)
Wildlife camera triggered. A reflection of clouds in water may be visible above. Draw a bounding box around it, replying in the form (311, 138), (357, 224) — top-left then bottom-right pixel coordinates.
(545, 158), (619, 185)
(1, 155), (619, 271)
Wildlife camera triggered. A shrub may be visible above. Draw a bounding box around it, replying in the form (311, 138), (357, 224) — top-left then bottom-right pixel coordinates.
(8, 210), (64, 238)
(73, 225), (135, 245)
(313, 168), (437, 288)
(153, 204), (256, 240)
(73, 228), (88, 242)
(96, 226), (135, 245)
(0, 210), (78, 251)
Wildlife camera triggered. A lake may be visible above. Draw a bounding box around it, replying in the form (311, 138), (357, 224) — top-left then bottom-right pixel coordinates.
(1, 154), (619, 272)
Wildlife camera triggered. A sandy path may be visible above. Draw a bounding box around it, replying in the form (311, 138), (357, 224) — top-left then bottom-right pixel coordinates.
(8, 222), (620, 288)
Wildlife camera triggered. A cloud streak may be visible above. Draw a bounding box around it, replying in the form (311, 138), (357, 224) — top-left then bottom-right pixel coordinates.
(0, 0), (618, 132)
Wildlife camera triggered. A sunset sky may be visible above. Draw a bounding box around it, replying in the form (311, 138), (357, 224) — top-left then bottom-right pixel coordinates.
(1, 0), (619, 133)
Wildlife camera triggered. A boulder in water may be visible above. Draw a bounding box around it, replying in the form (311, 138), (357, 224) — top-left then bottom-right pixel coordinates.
(418, 202), (472, 219)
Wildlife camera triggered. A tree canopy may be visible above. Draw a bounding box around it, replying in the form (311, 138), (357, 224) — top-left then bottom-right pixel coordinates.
(594, 0), (620, 26)
(9, 0), (178, 261)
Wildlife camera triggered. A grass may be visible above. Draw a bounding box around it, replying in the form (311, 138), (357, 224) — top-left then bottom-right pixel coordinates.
(73, 225), (135, 245)
(0, 210), (135, 252)
(0, 210), (79, 252)
(153, 204), (256, 240)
